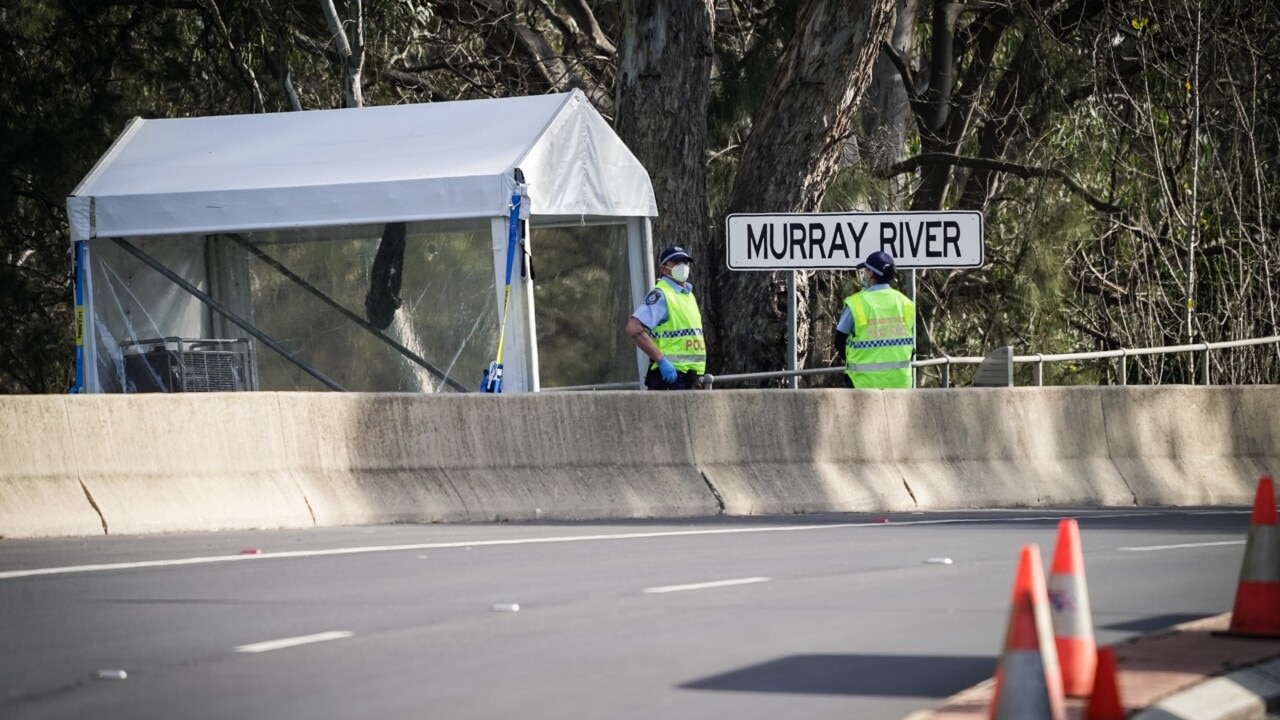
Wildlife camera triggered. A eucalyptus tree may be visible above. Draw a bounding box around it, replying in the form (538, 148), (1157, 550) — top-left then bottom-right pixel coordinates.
(0, 0), (208, 392)
(844, 0), (1280, 384)
(2, 0), (902, 390)
(711, 0), (897, 376)
(14, 0), (1272, 391)
(1065, 0), (1280, 383)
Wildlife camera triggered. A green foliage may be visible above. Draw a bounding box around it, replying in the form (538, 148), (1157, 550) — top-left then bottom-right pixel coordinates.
(888, 0), (1280, 384)
(5, 0), (1280, 392)
(0, 2), (130, 391)
(705, 2), (799, 220)
(531, 224), (635, 388)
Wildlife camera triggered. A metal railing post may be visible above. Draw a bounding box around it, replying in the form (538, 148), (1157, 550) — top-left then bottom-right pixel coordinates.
(1201, 343), (1211, 384)
(942, 357), (951, 388)
(1119, 349), (1127, 386)
(1034, 354), (1044, 386)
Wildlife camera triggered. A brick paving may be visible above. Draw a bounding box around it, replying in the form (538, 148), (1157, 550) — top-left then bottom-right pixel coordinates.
(904, 614), (1280, 719)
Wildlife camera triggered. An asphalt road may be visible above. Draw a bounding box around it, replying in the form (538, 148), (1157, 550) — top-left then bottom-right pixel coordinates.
(0, 509), (1252, 720)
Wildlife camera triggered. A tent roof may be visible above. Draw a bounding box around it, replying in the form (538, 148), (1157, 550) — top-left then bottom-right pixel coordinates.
(68, 90), (657, 241)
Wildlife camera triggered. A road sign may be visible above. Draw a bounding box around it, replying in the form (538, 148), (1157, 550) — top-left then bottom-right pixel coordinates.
(726, 211), (984, 270)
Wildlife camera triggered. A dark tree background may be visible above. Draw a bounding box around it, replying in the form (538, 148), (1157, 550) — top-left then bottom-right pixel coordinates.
(3, 0), (1278, 392)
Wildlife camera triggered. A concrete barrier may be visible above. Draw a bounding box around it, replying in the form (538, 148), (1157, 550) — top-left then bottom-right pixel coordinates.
(279, 392), (718, 525)
(686, 390), (915, 514)
(1102, 386), (1280, 505)
(882, 387), (1135, 508)
(63, 394), (314, 535)
(2, 387), (1277, 538)
(0, 396), (104, 538)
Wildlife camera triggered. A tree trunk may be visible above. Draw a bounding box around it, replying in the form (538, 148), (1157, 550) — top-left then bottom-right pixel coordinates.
(910, 0), (958, 210)
(613, 0), (715, 313)
(859, 0), (920, 170)
(321, 0), (363, 108)
(714, 0), (895, 377)
(908, 3), (1011, 211)
(956, 37), (1034, 211)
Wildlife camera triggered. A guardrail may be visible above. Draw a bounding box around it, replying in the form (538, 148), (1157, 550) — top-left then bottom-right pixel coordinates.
(545, 335), (1280, 391)
(915, 335), (1280, 388)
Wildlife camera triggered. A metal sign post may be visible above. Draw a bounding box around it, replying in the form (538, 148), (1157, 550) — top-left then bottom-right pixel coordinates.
(908, 268), (917, 387)
(787, 270), (798, 389)
(725, 210), (984, 387)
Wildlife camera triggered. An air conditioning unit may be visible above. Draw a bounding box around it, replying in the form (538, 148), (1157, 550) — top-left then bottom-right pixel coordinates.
(122, 337), (256, 393)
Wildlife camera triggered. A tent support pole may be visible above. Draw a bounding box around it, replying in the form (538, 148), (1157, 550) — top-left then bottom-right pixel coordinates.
(110, 237), (346, 392)
(225, 234), (468, 392)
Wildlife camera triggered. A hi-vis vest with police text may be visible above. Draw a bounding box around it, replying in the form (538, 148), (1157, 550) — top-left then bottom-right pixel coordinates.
(651, 281), (706, 374)
(844, 289), (915, 388)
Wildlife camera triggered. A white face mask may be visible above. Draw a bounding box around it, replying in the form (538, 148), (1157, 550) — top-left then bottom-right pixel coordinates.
(670, 263), (691, 283)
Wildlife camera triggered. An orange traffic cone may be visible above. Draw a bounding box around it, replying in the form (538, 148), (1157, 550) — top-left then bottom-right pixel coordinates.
(1084, 647), (1124, 720)
(1226, 476), (1280, 638)
(1048, 518), (1096, 697)
(990, 544), (1066, 720)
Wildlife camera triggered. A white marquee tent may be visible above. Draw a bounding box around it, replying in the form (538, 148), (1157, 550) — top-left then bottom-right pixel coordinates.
(68, 90), (658, 394)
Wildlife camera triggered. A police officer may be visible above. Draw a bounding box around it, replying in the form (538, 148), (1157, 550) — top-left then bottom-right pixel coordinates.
(625, 246), (707, 390)
(834, 250), (915, 388)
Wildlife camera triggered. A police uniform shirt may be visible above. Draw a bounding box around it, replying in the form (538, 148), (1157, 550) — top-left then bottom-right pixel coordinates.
(835, 283), (891, 335)
(632, 276), (695, 330)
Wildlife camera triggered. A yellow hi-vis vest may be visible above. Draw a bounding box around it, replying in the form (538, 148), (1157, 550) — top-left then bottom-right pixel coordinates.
(844, 288), (915, 388)
(651, 281), (706, 374)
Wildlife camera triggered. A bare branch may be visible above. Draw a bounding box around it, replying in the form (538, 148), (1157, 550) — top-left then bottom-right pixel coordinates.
(200, 0), (265, 112)
(432, 0), (610, 110)
(559, 0), (616, 54)
(881, 152), (1127, 216)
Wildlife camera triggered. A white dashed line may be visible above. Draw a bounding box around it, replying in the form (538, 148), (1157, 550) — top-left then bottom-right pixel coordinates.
(234, 631), (353, 654)
(644, 577), (772, 594)
(1117, 540), (1245, 552)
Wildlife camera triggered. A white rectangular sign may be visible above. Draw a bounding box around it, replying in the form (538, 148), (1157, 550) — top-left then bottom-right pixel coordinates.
(726, 211), (984, 270)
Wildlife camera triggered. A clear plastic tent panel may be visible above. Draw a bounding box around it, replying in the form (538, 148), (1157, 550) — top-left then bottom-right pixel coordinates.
(89, 221), (499, 393)
(532, 223), (635, 388)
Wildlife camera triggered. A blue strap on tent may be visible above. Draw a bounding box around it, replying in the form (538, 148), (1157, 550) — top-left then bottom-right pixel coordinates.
(481, 169), (525, 393)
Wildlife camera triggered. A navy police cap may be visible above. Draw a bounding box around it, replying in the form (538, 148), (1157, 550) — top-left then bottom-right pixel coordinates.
(856, 250), (895, 277)
(658, 246), (693, 265)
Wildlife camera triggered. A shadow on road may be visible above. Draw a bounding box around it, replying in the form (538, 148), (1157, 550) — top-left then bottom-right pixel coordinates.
(680, 653), (995, 697)
(1099, 612), (1215, 632)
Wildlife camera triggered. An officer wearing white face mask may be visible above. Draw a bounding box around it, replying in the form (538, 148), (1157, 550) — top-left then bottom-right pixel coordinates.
(625, 246), (707, 390)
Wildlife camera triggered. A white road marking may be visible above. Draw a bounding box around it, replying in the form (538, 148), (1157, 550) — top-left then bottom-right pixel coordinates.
(234, 631), (353, 654)
(644, 577), (772, 594)
(1117, 540), (1245, 552)
(0, 510), (1249, 581)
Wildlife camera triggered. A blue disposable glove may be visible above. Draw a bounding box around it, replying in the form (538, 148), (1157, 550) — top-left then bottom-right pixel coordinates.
(657, 357), (678, 383)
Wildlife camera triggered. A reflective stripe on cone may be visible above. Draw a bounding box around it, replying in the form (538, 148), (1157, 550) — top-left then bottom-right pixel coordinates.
(1048, 519), (1096, 697)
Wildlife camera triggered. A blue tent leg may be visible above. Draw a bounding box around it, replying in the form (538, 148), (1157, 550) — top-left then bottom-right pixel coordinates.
(72, 240), (86, 394)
